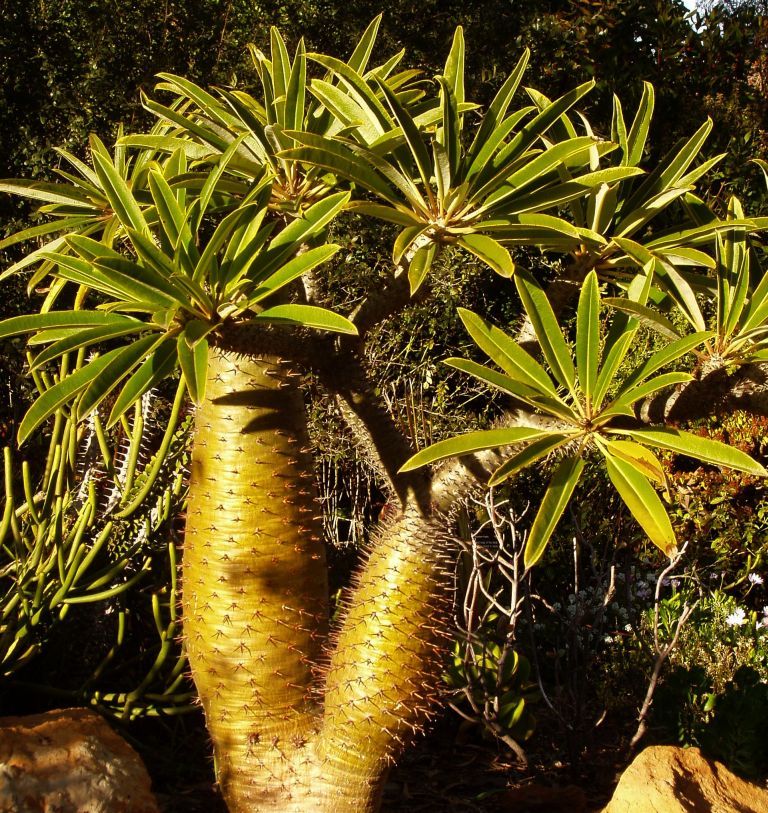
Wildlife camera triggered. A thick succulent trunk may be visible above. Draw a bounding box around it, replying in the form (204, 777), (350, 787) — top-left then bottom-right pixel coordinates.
(317, 505), (454, 812)
(182, 350), (328, 811)
(181, 349), (455, 813)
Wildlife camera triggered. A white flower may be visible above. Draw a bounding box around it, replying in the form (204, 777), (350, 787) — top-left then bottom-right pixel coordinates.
(748, 572), (764, 585)
(725, 607), (747, 627)
(624, 624), (632, 632)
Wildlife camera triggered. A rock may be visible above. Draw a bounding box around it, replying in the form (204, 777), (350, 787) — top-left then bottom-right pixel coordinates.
(0, 707), (160, 813)
(603, 744), (768, 813)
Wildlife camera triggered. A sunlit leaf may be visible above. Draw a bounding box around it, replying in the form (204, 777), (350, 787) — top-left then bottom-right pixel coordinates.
(525, 455), (584, 568)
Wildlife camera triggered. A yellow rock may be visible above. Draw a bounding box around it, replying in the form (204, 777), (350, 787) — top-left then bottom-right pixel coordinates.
(603, 745), (768, 813)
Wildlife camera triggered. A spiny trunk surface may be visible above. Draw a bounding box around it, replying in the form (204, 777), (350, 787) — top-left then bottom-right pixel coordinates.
(182, 350), (328, 811)
(317, 506), (454, 812)
(181, 350), (456, 813)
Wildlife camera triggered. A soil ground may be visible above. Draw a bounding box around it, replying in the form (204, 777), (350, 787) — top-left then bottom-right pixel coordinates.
(132, 708), (625, 813)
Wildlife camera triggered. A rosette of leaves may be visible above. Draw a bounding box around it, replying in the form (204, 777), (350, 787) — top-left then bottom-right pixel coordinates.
(401, 269), (766, 567)
(123, 17), (427, 215)
(280, 28), (645, 293)
(609, 196), (768, 368)
(0, 144), (354, 440)
(0, 127), (173, 304)
(490, 84), (765, 325)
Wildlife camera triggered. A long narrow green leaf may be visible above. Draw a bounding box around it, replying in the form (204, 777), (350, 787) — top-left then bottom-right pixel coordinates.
(612, 370), (692, 407)
(147, 169), (196, 269)
(408, 242), (438, 295)
(444, 358), (575, 421)
(309, 79), (381, 143)
(78, 334), (162, 418)
(281, 132), (401, 203)
(466, 49), (529, 165)
(487, 136), (598, 201)
(603, 297), (680, 340)
(601, 438), (666, 485)
(458, 308), (558, 395)
(285, 39), (307, 131)
(30, 322), (146, 371)
(107, 339), (178, 427)
(613, 238), (706, 331)
(0, 217), (93, 251)
(611, 94), (628, 160)
(374, 75), (433, 191)
(348, 14), (382, 73)
(345, 202), (423, 226)
(118, 135), (215, 160)
(399, 426), (552, 472)
(18, 349), (117, 443)
(614, 186), (692, 239)
(499, 166), (644, 215)
(443, 26), (465, 106)
(603, 450), (675, 553)
(488, 434), (574, 486)
(576, 271), (600, 402)
(625, 82), (654, 167)
(0, 311), (138, 339)
(457, 234), (514, 278)
(623, 119), (712, 214)
(525, 455), (584, 568)
(0, 179), (95, 207)
(90, 148), (147, 234)
(436, 77), (460, 179)
(514, 269), (577, 393)
(617, 331), (711, 394)
(593, 272), (650, 408)
(195, 133), (250, 231)
(252, 304), (358, 335)
(92, 257), (186, 308)
(248, 244), (341, 303)
(193, 201), (260, 283)
(270, 191), (350, 249)
(308, 53), (392, 134)
(465, 112), (528, 183)
(177, 332), (209, 405)
(474, 80), (595, 191)
(617, 427), (768, 476)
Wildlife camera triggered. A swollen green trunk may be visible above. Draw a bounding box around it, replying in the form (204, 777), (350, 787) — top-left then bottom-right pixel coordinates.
(182, 350), (328, 811)
(318, 507), (453, 812)
(181, 349), (454, 813)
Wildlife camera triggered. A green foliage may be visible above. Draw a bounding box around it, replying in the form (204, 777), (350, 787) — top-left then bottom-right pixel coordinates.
(445, 629), (538, 743)
(0, 384), (192, 718)
(668, 411), (768, 578)
(0, 14), (767, 802)
(649, 589), (768, 778)
(403, 267), (766, 562)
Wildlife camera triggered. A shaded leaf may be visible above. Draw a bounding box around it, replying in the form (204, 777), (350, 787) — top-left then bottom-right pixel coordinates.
(525, 455), (584, 568)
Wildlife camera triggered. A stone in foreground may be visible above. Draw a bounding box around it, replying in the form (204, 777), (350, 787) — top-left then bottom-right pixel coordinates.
(0, 707), (159, 813)
(603, 744), (768, 813)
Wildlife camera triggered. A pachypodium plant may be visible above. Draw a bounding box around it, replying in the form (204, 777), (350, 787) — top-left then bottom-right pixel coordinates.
(1, 20), (768, 813)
